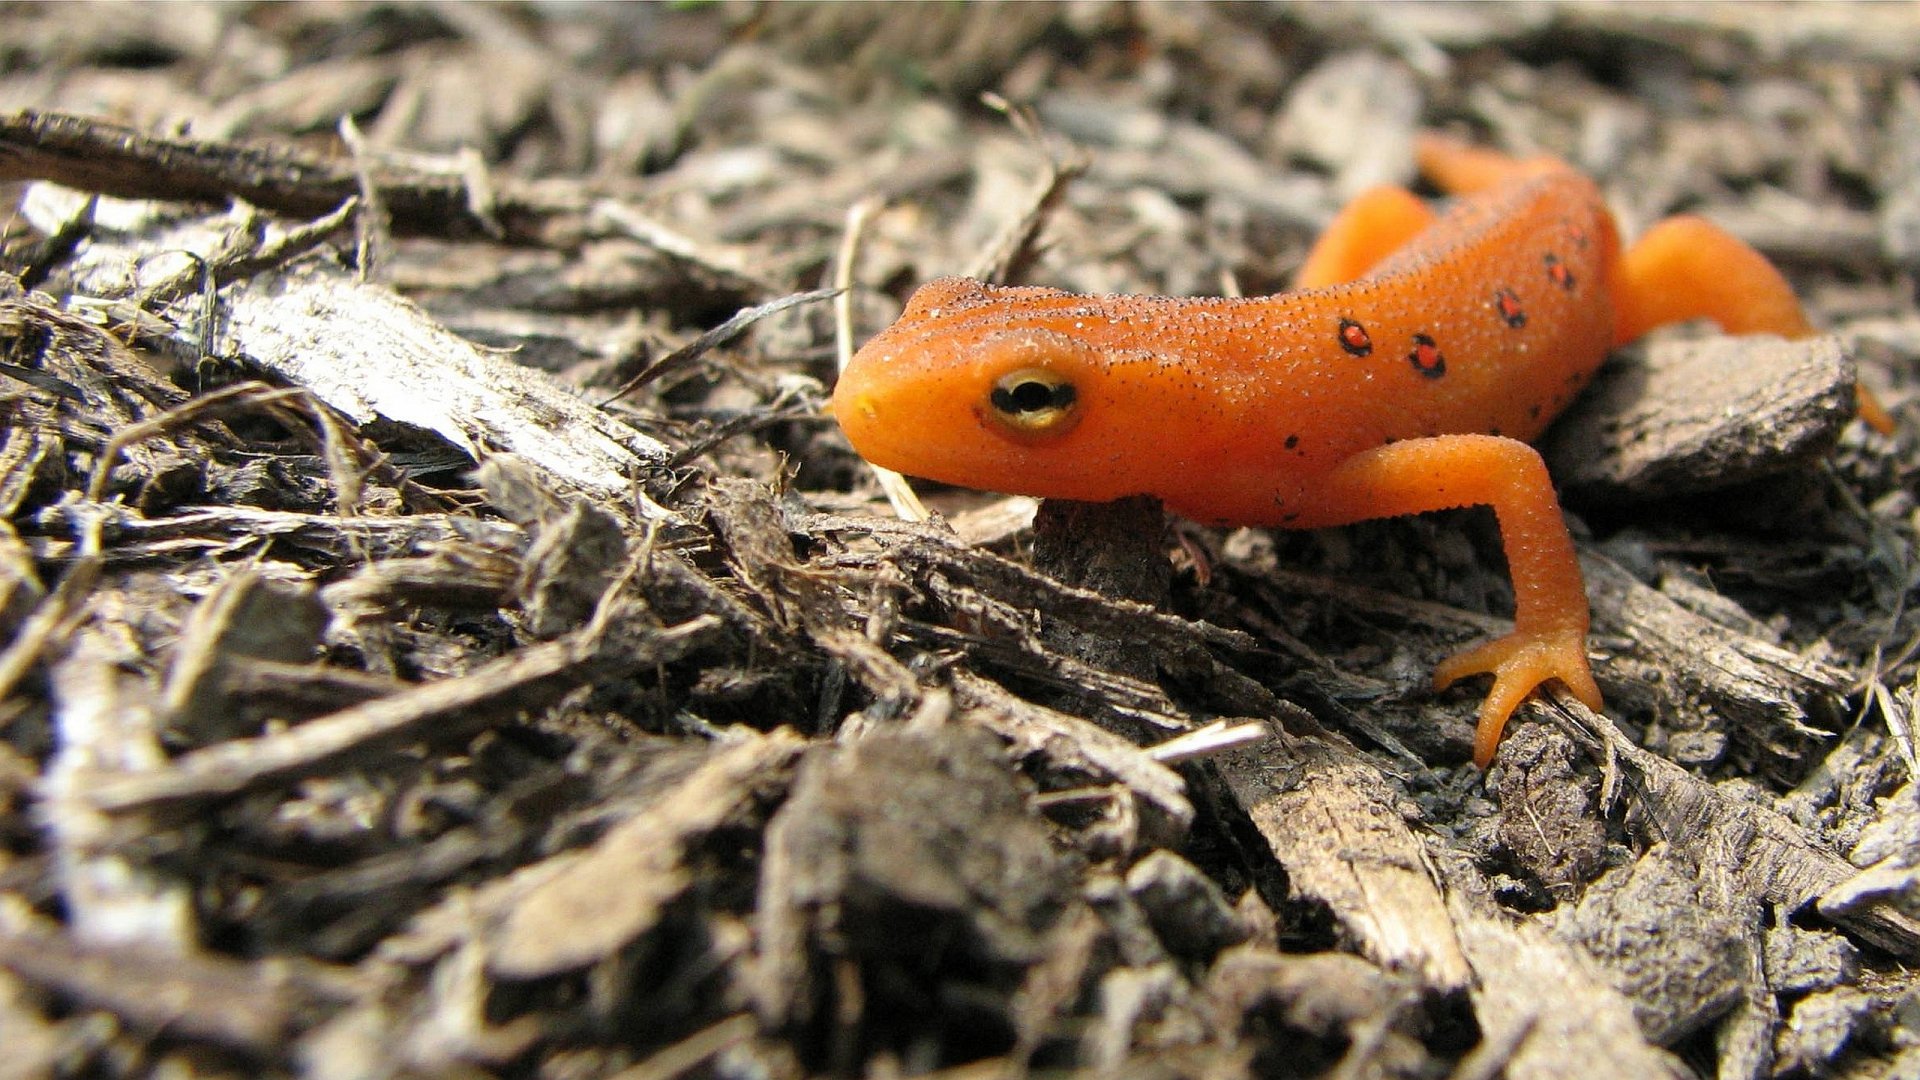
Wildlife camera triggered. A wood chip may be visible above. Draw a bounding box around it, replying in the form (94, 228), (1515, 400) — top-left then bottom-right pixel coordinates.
(1447, 896), (1690, 1080)
(1543, 333), (1858, 503)
(223, 267), (669, 500)
(1215, 733), (1471, 992)
(487, 728), (804, 979)
(79, 614), (724, 813)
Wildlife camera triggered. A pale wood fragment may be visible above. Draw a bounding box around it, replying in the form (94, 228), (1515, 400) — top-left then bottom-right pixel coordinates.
(487, 729), (805, 979)
(1447, 895), (1690, 1080)
(223, 268), (668, 501)
(1214, 732), (1472, 992)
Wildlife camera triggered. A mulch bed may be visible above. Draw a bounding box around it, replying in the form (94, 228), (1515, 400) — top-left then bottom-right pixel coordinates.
(2, 4), (1919, 1077)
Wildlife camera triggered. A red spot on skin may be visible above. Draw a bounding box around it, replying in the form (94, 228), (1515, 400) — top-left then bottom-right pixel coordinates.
(1493, 288), (1526, 328)
(1408, 333), (1445, 378)
(1545, 253), (1576, 291)
(1338, 318), (1373, 357)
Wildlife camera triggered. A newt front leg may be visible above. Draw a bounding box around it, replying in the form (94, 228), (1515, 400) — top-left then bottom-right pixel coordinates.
(1291, 434), (1603, 766)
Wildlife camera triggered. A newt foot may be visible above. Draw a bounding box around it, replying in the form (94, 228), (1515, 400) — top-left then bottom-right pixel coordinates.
(1433, 628), (1602, 767)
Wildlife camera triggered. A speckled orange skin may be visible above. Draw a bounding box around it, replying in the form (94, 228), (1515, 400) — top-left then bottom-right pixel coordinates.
(838, 174), (1615, 526)
(835, 136), (1864, 765)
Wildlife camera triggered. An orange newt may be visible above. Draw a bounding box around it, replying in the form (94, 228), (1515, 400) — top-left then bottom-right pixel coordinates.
(833, 134), (1891, 766)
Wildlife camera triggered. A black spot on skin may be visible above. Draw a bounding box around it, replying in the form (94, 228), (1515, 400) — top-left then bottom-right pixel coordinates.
(1494, 288), (1526, 328)
(1284, 434), (1299, 450)
(1544, 253), (1576, 291)
(1281, 512), (1300, 524)
(1529, 403), (1542, 420)
(1337, 318), (1373, 357)
(1407, 333), (1445, 378)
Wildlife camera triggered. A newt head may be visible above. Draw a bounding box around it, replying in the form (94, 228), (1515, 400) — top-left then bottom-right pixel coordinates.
(833, 277), (1156, 503)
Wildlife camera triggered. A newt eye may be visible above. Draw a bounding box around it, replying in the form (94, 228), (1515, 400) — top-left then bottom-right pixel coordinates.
(988, 368), (1079, 435)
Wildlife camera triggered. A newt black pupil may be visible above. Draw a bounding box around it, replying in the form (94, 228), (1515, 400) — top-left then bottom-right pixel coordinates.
(996, 380), (1073, 414)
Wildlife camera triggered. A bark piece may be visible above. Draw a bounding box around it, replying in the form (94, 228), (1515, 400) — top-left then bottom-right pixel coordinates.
(1542, 334), (1857, 503)
(1268, 51), (1421, 198)
(1031, 495), (1174, 675)
(161, 568), (327, 743)
(1565, 708), (1920, 960)
(1204, 946), (1431, 1078)
(0, 296), (197, 502)
(30, 504), (528, 565)
(223, 267), (668, 501)
(511, 494), (629, 640)
(1125, 850), (1249, 962)
(486, 728), (805, 979)
(1215, 732), (1472, 992)
(0, 108), (579, 245)
(751, 726), (1078, 1062)
(1583, 553), (1848, 760)
(954, 671), (1194, 844)
(19, 184), (672, 504)
(1449, 898), (1690, 1080)
(42, 626), (195, 951)
(81, 614), (723, 813)
(0, 921), (328, 1054)
(1551, 844), (1750, 1046)
(1492, 724), (1609, 893)
(1764, 924), (1860, 995)
(1776, 987), (1876, 1076)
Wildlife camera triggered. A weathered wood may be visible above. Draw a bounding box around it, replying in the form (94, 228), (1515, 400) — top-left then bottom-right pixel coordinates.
(488, 729), (804, 979)
(1215, 732), (1473, 992)
(1543, 333), (1859, 503)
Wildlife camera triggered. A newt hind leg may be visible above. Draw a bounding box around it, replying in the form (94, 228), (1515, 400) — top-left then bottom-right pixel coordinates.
(1613, 215), (1893, 432)
(1294, 187), (1436, 289)
(1292, 435), (1603, 766)
(1611, 215), (1813, 344)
